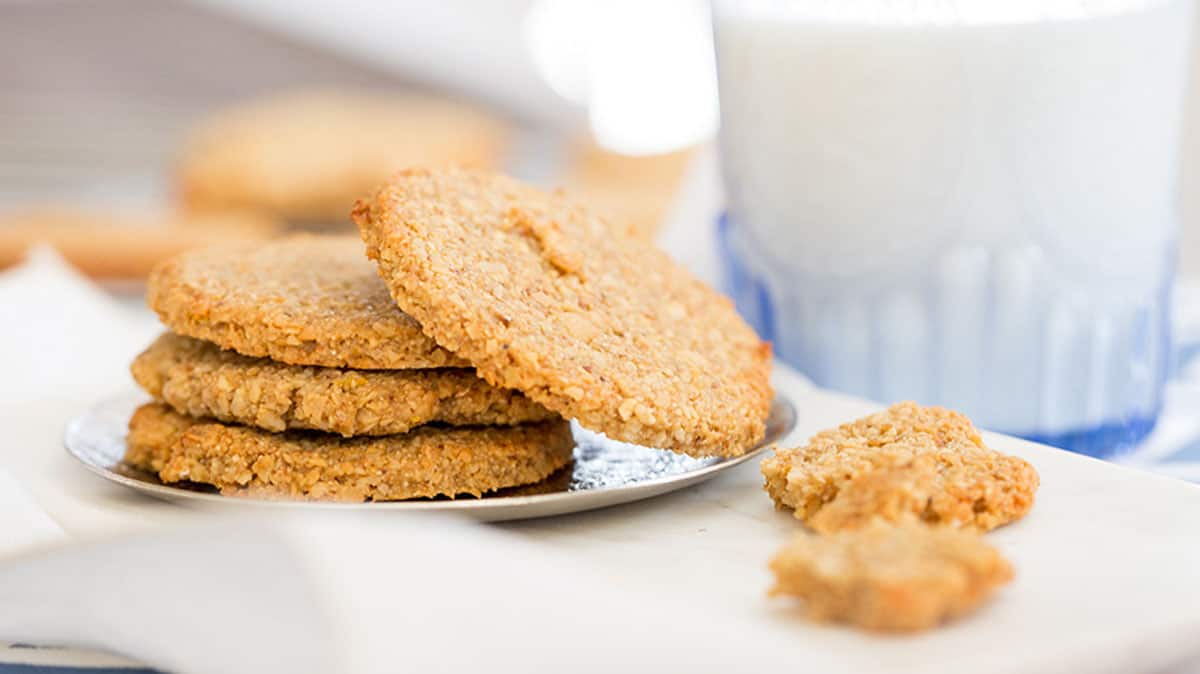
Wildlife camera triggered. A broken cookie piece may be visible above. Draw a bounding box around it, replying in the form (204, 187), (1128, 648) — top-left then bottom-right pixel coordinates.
(769, 519), (1014, 632)
(762, 402), (1039, 531)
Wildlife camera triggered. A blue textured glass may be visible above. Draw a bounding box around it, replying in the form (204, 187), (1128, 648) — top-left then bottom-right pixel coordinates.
(718, 214), (1171, 458)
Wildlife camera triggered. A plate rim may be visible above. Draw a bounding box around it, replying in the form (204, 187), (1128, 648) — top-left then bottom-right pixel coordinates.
(64, 391), (796, 517)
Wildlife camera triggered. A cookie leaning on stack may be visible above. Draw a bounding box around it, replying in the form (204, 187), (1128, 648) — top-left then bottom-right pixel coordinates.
(353, 168), (774, 458)
(127, 236), (571, 501)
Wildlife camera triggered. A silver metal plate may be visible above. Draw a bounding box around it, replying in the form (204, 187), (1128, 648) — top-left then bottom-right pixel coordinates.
(64, 391), (796, 521)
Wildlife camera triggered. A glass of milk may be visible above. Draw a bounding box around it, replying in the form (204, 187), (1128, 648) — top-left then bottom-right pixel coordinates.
(713, 0), (1195, 456)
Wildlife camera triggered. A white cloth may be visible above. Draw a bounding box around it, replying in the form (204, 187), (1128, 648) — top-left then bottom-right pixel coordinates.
(4, 247), (1200, 674)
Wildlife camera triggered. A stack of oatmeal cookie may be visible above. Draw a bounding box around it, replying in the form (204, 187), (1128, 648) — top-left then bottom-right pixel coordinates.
(125, 237), (572, 500)
(124, 169), (774, 501)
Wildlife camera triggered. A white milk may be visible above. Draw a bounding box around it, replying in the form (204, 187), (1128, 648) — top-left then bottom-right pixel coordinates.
(714, 0), (1194, 453)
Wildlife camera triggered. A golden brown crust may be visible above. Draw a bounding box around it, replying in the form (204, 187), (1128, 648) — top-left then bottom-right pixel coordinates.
(769, 519), (1014, 632)
(761, 402), (1039, 531)
(0, 208), (279, 279)
(353, 168), (773, 458)
(125, 402), (197, 473)
(131, 333), (556, 437)
(146, 235), (466, 369)
(125, 403), (574, 501)
(176, 89), (510, 223)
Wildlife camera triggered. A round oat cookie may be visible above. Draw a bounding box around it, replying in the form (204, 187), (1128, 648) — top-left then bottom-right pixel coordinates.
(125, 403), (574, 501)
(352, 169), (773, 458)
(147, 235), (467, 369)
(177, 90), (509, 224)
(132, 333), (556, 437)
(0, 207), (279, 280)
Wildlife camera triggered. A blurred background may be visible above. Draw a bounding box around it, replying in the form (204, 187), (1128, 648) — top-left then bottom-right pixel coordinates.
(2, 0), (1198, 276)
(0, 0), (717, 270)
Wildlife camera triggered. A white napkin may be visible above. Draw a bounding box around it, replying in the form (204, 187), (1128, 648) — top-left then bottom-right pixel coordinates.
(0, 508), (836, 674)
(0, 246), (161, 407)
(0, 468), (64, 555)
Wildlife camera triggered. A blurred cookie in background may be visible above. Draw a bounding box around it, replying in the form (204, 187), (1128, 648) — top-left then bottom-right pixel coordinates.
(175, 89), (511, 227)
(0, 208), (279, 281)
(560, 141), (694, 240)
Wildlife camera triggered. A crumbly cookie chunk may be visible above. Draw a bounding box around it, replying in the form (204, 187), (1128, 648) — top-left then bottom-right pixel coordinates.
(131, 333), (555, 437)
(0, 208), (278, 280)
(147, 236), (466, 369)
(762, 402), (1038, 531)
(769, 519), (1014, 632)
(177, 89), (509, 224)
(353, 169), (773, 458)
(125, 404), (574, 501)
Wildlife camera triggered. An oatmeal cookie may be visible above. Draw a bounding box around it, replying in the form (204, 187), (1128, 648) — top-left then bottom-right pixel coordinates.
(177, 89), (509, 224)
(147, 236), (465, 369)
(0, 208), (278, 279)
(353, 169), (773, 458)
(762, 402), (1038, 531)
(124, 403), (574, 501)
(769, 519), (1014, 632)
(132, 333), (555, 437)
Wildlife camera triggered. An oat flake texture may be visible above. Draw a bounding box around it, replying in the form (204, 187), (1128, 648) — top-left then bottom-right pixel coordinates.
(131, 333), (554, 437)
(762, 402), (1040, 531)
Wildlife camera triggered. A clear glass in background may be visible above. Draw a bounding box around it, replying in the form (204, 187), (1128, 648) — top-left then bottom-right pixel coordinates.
(713, 0), (1196, 457)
